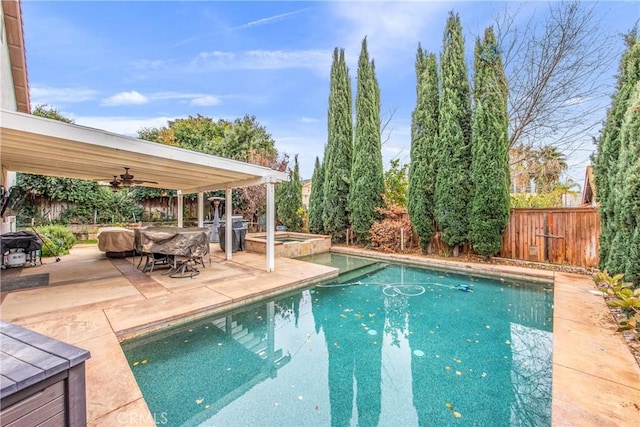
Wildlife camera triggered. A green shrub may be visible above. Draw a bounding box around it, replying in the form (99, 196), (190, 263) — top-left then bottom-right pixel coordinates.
(510, 193), (561, 208)
(34, 225), (76, 257)
(594, 270), (640, 333)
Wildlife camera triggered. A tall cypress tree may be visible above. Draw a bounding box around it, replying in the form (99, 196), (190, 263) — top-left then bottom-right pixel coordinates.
(408, 45), (439, 253)
(350, 37), (385, 243)
(607, 38), (640, 282)
(618, 78), (640, 284)
(435, 12), (473, 254)
(276, 154), (303, 231)
(595, 30), (639, 273)
(323, 48), (353, 241)
(470, 27), (510, 256)
(308, 156), (325, 234)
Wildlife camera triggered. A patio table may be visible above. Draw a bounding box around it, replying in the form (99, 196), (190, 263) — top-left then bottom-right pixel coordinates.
(134, 227), (210, 278)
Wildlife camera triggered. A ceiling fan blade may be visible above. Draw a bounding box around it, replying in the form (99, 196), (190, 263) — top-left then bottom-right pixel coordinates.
(130, 179), (159, 185)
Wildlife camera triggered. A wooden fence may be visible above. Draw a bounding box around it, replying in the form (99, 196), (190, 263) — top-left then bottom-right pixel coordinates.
(500, 208), (600, 268)
(24, 198), (601, 268)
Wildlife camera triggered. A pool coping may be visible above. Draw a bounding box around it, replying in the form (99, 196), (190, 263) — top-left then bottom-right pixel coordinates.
(331, 246), (556, 284)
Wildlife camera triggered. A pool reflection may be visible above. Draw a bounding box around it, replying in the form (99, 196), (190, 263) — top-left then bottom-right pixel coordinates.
(312, 284), (386, 427)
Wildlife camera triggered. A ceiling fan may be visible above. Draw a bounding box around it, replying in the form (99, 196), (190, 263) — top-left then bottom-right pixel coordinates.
(97, 167), (158, 191)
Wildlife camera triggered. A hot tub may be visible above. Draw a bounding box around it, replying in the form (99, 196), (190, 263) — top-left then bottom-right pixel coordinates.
(244, 232), (331, 258)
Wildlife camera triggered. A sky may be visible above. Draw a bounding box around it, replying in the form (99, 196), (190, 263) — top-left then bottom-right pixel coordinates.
(21, 0), (640, 187)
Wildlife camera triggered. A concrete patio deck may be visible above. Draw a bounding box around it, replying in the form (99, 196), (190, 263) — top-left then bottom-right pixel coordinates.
(1, 244), (638, 426)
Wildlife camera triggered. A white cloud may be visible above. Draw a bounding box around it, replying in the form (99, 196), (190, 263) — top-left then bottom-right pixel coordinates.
(299, 117), (319, 124)
(129, 59), (170, 78)
(71, 115), (180, 137)
(328, 2), (448, 64)
(152, 91), (221, 106)
(190, 49), (331, 73)
(132, 49), (331, 77)
(239, 8), (310, 30)
(174, 8), (310, 46)
(30, 85), (100, 104)
(190, 95), (221, 106)
(99, 90), (221, 107)
(101, 90), (148, 106)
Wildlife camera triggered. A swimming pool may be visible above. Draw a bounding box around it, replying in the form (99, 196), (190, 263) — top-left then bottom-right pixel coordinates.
(122, 254), (553, 426)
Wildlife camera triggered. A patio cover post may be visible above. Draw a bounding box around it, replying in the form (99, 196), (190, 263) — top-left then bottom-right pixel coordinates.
(197, 192), (204, 227)
(225, 188), (232, 261)
(177, 190), (183, 228)
(266, 181), (275, 272)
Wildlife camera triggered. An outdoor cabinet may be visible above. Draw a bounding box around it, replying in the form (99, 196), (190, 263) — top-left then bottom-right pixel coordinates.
(0, 321), (91, 426)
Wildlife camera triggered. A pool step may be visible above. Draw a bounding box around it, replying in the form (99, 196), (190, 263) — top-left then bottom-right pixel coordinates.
(319, 262), (389, 287)
(211, 317), (275, 360)
(243, 335), (264, 350)
(235, 331), (254, 344)
(211, 318), (239, 333)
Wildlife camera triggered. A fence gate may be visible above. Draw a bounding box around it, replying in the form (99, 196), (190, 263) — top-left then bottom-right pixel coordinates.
(500, 208), (600, 268)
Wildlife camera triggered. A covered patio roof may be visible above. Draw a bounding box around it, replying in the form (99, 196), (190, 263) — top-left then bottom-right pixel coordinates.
(0, 109), (288, 193)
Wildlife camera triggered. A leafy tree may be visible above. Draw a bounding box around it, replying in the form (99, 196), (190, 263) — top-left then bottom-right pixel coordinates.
(595, 29), (639, 272)
(470, 27), (511, 256)
(533, 146), (568, 193)
(32, 104), (75, 123)
(554, 179), (581, 206)
(236, 152), (289, 227)
(169, 115), (225, 153)
(509, 144), (568, 193)
(350, 37), (385, 243)
(223, 116), (278, 162)
(137, 113), (281, 225)
(276, 155), (303, 231)
(16, 173), (100, 204)
(510, 192), (564, 208)
(408, 46), (439, 253)
(138, 114), (277, 162)
(434, 12), (473, 254)
(384, 159), (408, 209)
(59, 188), (143, 225)
(308, 156), (325, 234)
(17, 105), (103, 224)
(322, 48), (353, 241)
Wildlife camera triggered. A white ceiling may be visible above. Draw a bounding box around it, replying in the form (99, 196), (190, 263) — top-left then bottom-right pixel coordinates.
(0, 110), (288, 193)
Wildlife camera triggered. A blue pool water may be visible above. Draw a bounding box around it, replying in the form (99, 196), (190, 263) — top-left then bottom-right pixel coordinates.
(121, 254), (553, 426)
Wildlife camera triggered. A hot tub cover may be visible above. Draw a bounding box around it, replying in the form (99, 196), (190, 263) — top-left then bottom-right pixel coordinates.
(97, 227), (135, 253)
